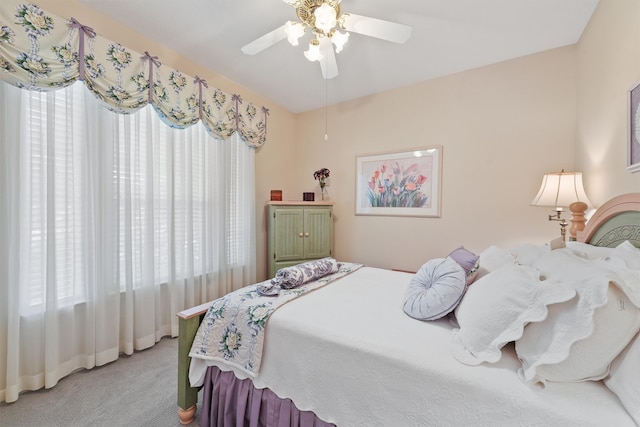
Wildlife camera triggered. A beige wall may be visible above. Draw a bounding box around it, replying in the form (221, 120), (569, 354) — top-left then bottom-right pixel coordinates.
(293, 47), (579, 272)
(576, 0), (640, 206)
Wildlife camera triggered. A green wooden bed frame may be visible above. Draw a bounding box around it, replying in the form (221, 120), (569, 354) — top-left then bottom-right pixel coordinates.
(175, 192), (640, 425)
(177, 301), (210, 425)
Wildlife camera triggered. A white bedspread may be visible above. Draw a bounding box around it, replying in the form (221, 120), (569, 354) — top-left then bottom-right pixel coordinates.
(189, 262), (362, 378)
(190, 266), (636, 427)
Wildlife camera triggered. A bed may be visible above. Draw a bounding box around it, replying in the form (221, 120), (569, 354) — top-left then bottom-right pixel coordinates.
(176, 192), (640, 426)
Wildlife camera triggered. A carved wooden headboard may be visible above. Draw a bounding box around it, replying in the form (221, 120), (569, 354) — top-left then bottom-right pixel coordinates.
(577, 193), (640, 248)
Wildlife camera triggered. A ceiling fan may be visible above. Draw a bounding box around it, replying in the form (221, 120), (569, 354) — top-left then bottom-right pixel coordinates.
(241, 0), (412, 79)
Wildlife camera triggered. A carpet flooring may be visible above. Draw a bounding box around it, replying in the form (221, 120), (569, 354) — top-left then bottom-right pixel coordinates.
(0, 337), (202, 427)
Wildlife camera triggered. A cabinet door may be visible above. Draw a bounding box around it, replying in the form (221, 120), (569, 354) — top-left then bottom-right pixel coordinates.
(303, 208), (332, 259)
(273, 208), (305, 262)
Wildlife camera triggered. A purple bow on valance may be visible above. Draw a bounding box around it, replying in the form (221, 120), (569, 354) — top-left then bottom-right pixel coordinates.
(68, 18), (95, 81)
(194, 76), (208, 119)
(141, 51), (161, 103)
(232, 94), (242, 129)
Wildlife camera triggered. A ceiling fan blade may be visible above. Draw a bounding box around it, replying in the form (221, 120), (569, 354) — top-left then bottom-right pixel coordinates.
(319, 37), (339, 79)
(241, 24), (288, 55)
(341, 13), (412, 44)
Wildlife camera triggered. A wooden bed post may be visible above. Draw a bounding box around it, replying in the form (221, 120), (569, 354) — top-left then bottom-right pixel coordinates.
(569, 201), (588, 241)
(177, 302), (211, 425)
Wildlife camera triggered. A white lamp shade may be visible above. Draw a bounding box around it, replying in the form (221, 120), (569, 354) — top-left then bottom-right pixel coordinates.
(530, 171), (591, 208)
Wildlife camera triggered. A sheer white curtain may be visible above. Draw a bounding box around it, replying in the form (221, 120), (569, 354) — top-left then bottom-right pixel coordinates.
(0, 80), (256, 403)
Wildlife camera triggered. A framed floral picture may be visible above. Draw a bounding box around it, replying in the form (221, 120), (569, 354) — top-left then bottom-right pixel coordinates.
(355, 146), (442, 217)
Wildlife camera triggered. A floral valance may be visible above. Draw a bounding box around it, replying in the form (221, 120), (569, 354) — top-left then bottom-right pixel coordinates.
(0, 1), (268, 147)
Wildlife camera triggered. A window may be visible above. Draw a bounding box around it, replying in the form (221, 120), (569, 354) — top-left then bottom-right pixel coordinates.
(21, 84), (86, 306)
(16, 81), (254, 310)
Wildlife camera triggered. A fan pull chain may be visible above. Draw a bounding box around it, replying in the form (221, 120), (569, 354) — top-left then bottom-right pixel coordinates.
(324, 60), (329, 142)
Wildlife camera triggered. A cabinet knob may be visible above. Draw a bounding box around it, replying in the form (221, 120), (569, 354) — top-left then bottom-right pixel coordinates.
(305, 232), (309, 237)
(299, 233), (304, 238)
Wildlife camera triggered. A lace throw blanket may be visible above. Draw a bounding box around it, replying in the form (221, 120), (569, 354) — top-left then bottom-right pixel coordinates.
(189, 262), (363, 378)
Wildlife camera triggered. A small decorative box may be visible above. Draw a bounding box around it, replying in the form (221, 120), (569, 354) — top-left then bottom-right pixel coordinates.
(270, 190), (282, 201)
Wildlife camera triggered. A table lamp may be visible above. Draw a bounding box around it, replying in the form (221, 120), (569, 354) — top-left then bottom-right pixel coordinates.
(530, 169), (592, 241)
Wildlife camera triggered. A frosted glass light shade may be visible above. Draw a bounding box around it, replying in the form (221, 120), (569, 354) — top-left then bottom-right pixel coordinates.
(304, 39), (323, 62)
(285, 21), (305, 46)
(331, 29), (349, 53)
(314, 3), (337, 33)
(530, 171), (591, 208)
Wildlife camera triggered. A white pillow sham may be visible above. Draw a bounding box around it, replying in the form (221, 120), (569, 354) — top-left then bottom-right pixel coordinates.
(474, 245), (515, 279)
(451, 264), (575, 366)
(517, 282), (640, 384)
(531, 247), (599, 282)
(565, 241), (615, 259)
(595, 240), (640, 307)
(611, 240), (640, 269)
(605, 332), (640, 425)
(514, 248), (640, 384)
(509, 243), (550, 266)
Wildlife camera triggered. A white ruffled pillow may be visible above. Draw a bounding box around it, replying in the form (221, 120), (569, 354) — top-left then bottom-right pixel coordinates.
(515, 248), (640, 384)
(610, 240), (640, 269)
(403, 257), (467, 321)
(516, 282), (640, 384)
(565, 241), (615, 259)
(474, 245), (516, 279)
(529, 247), (596, 281)
(451, 265), (575, 366)
(509, 243), (550, 266)
(595, 240), (640, 307)
(605, 333), (640, 425)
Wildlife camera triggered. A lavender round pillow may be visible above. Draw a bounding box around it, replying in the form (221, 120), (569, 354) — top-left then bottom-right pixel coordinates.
(402, 257), (467, 321)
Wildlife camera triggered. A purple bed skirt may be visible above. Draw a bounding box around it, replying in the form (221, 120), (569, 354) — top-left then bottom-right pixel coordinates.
(200, 366), (335, 427)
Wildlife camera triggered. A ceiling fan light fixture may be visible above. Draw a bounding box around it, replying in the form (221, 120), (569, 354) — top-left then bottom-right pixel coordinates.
(330, 29), (349, 53)
(243, 0), (412, 79)
(285, 21), (305, 45)
(304, 38), (323, 62)
(314, 3), (338, 34)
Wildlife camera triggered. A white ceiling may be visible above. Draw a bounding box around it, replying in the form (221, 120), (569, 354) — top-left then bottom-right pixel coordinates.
(77, 0), (599, 113)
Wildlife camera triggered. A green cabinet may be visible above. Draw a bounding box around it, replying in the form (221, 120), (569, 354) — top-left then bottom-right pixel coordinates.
(267, 202), (334, 278)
